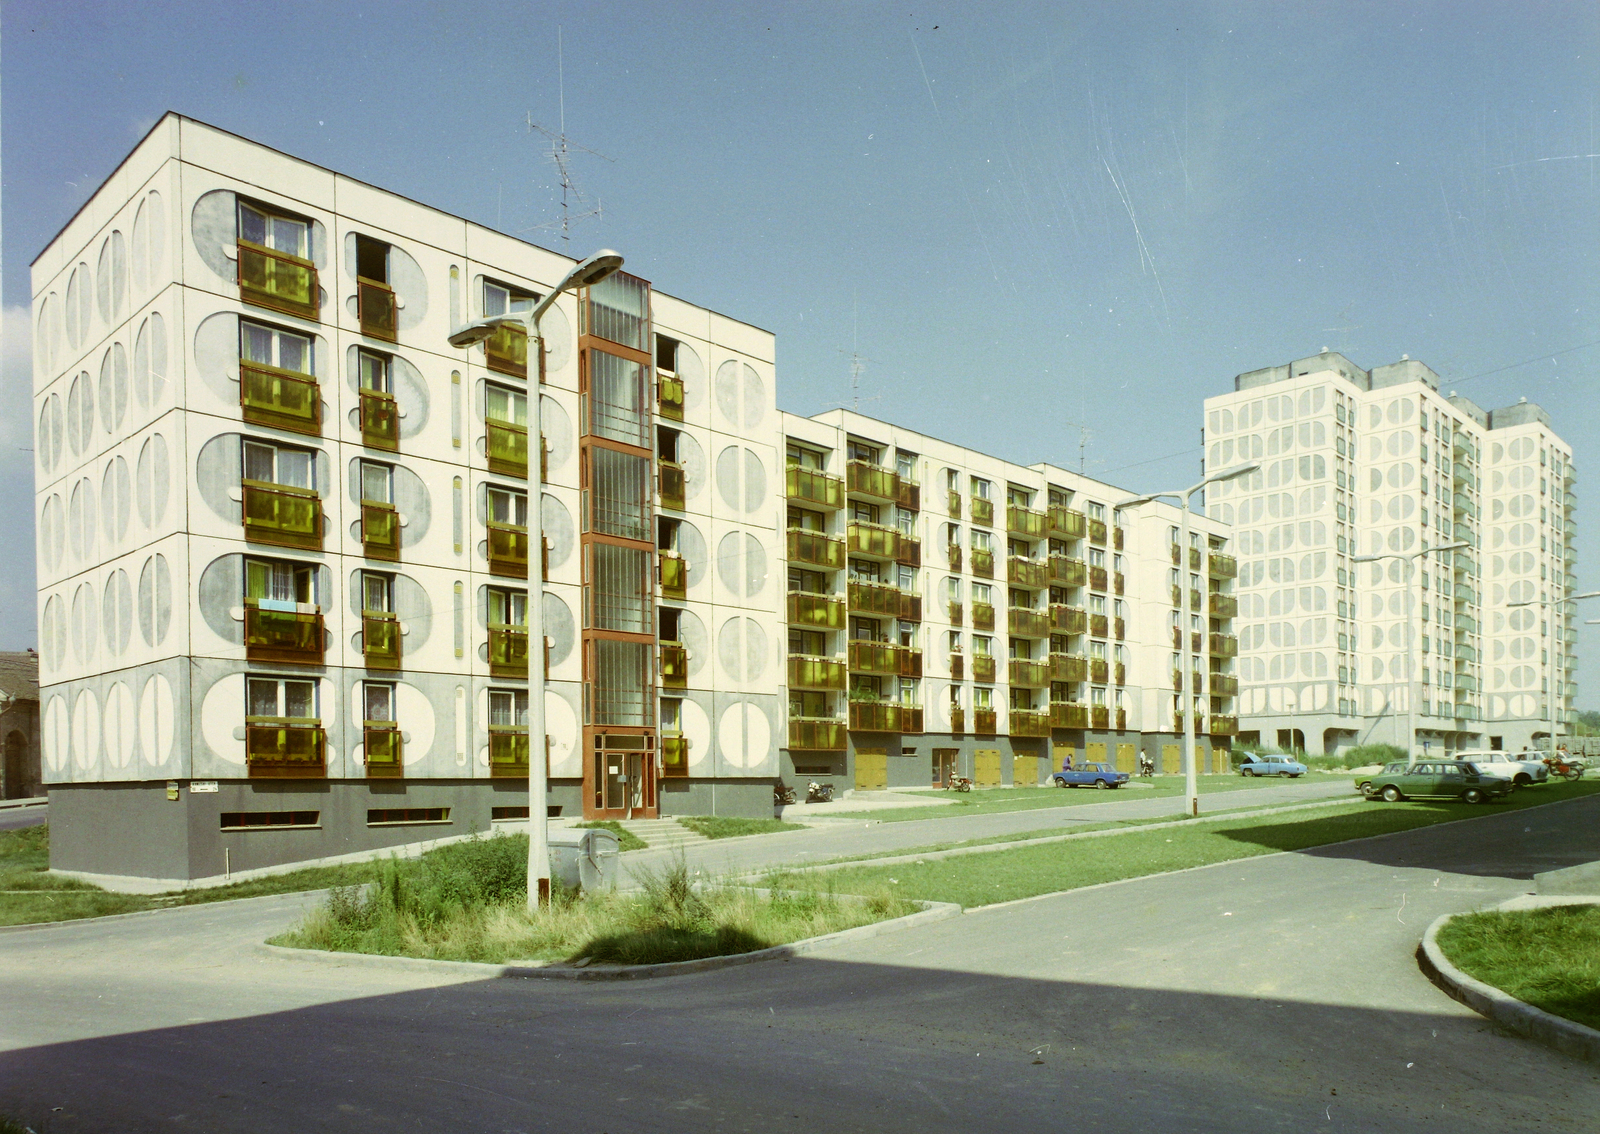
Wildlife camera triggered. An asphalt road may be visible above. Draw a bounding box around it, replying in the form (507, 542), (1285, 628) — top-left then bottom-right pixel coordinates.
(0, 803), (46, 832)
(1, 794), (1597, 1132)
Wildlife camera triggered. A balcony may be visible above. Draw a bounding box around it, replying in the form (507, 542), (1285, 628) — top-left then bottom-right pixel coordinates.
(1009, 709), (1051, 738)
(849, 700), (903, 732)
(237, 240), (319, 321)
(1452, 492), (1472, 515)
(1006, 504), (1048, 539)
(1113, 662), (1125, 684)
(902, 705), (925, 734)
(1010, 607), (1049, 637)
(357, 278), (398, 343)
(1049, 556), (1087, 587)
(1210, 716), (1238, 736)
(1051, 604), (1087, 634)
(787, 591), (846, 630)
(1051, 653), (1087, 682)
(788, 654), (846, 690)
(363, 613), (402, 670)
(1050, 702), (1088, 729)
(1453, 522), (1475, 544)
(1453, 551), (1475, 574)
(970, 497), (995, 527)
(1114, 618), (1125, 640)
(950, 707), (966, 734)
(787, 528), (847, 570)
(1007, 556), (1048, 589)
(1452, 461), (1470, 484)
(1209, 593), (1238, 618)
(658, 460), (686, 511)
(848, 579), (900, 618)
(1452, 583), (1476, 605)
(485, 322), (527, 379)
(948, 601), (963, 626)
(790, 717), (847, 750)
(847, 639), (908, 676)
(359, 388), (400, 452)
(240, 362), (321, 437)
(244, 605), (324, 664)
(362, 501), (400, 561)
(488, 521), (529, 578)
(946, 544), (963, 572)
(971, 547), (995, 578)
(973, 655), (997, 684)
(1089, 658), (1109, 683)
(487, 418), (529, 478)
(1089, 566), (1108, 591)
(974, 708), (997, 735)
(660, 733), (689, 775)
(947, 490), (962, 518)
(1209, 633), (1239, 657)
(1210, 673), (1239, 696)
(950, 654), (964, 680)
(1049, 506), (1086, 539)
(896, 536), (922, 569)
(1114, 572), (1124, 596)
(896, 479), (921, 512)
(1171, 545), (1202, 570)
(971, 601), (996, 631)
(1090, 705), (1110, 730)
(242, 481), (322, 551)
(488, 729), (530, 777)
(786, 465), (845, 510)
(1208, 552), (1238, 578)
(1173, 628), (1203, 652)
(658, 550), (688, 599)
(1089, 613), (1108, 637)
(1455, 615), (1478, 635)
(1008, 658), (1050, 687)
(846, 460), (898, 501)
(487, 624), (529, 678)
(1172, 669), (1205, 691)
(245, 721), (327, 778)
(660, 642), (689, 689)
(657, 374), (685, 421)
(1088, 518), (1108, 545)
(1113, 527), (1124, 551)
(846, 521), (901, 560)
(1171, 586), (1203, 611)
(363, 726), (402, 776)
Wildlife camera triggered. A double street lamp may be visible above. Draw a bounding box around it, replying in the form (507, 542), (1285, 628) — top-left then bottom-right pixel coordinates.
(1119, 461), (1260, 818)
(1508, 590), (1600, 756)
(448, 249), (625, 909)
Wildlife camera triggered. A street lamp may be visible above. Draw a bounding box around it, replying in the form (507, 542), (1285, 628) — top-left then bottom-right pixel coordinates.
(1119, 461), (1260, 818)
(449, 249), (624, 909)
(1352, 540), (1469, 761)
(1507, 590), (1599, 756)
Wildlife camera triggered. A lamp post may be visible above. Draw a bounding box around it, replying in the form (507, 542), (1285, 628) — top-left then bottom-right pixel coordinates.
(1352, 540), (1469, 761)
(1508, 590), (1599, 756)
(449, 249), (625, 909)
(1119, 461), (1259, 818)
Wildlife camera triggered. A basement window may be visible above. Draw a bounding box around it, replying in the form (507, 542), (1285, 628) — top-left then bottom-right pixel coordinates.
(366, 807), (452, 826)
(220, 811), (320, 830)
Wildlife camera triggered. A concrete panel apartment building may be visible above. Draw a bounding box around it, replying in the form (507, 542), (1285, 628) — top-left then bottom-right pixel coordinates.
(1202, 352), (1577, 758)
(33, 115), (1241, 883)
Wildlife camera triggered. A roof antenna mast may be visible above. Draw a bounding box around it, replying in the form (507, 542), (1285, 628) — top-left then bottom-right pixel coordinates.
(525, 27), (613, 245)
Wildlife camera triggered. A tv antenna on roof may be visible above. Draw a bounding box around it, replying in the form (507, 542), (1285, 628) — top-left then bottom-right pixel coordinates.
(524, 28), (612, 246)
(835, 292), (879, 412)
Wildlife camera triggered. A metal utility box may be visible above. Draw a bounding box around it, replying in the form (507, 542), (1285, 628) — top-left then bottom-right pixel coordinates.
(547, 827), (620, 892)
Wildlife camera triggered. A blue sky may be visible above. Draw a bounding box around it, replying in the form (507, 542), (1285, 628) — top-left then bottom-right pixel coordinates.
(3, 1), (1598, 690)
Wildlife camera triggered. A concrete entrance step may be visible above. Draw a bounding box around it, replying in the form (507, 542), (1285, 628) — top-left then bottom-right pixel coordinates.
(617, 818), (712, 850)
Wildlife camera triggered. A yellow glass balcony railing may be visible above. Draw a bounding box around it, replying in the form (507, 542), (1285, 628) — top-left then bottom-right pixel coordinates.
(846, 460), (898, 501)
(661, 733), (689, 775)
(1050, 604), (1086, 634)
(969, 497), (995, 528)
(948, 601), (963, 626)
(947, 543), (963, 572)
(488, 521), (529, 578)
(786, 465), (845, 510)
(488, 728), (530, 777)
(1209, 633), (1239, 657)
(847, 521), (901, 559)
(1049, 506), (1086, 539)
(1115, 708), (1127, 731)
(363, 725), (403, 777)
(947, 490), (962, 519)
(1172, 670), (1205, 691)
(971, 601), (995, 631)
(1008, 556), (1048, 589)
(896, 479), (921, 512)
(949, 654), (964, 680)
(658, 460), (686, 511)
(1090, 613), (1109, 638)
(1113, 573), (1125, 596)
(1049, 556), (1087, 587)
(1113, 617), (1125, 640)
(1050, 702), (1088, 729)
(1113, 661), (1125, 684)
(848, 640), (902, 676)
(790, 717), (847, 750)
(1211, 673), (1239, 696)
(1208, 552), (1238, 578)
(899, 649), (923, 678)
(1209, 593), (1238, 618)
(357, 278), (398, 343)
(1090, 705), (1110, 730)
(788, 654), (846, 690)
(1087, 518), (1107, 545)
(1051, 653), (1087, 682)
(657, 374), (685, 421)
(487, 418), (529, 478)
(359, 388), (400, 452)
(363, 501), (400, 561)
(1008, 659), (1050, 687)
(786, 591), (846, 630)
(1089, 566), (1108, 592)
(950, 707), (966, 734)
(787, 528), (847, 570)
(486, 322), (527, 379)
(241, 362), (321, 436)
(244, 605), (324, 664)
(974, 708), (997, 735)
(245, 720), (326, 777)
(237, 240), (319, 321)
(849, 701), (903, 732)
(363, 613), (402, 670)
(973, 655), (997, 684)
(1010, 710), (1050, 738)
(1009, 608), (1050, 637)
(899, 592), (923, 622)
(848, 580), (901, 617)
(242, 481), (322, 551)
(971, 547), (995, 578)
(1090, 658), (1109, 683)
(902, 706), (924, 734)
(1113, 527), (1124, 551)
(489, 625), (530, 678)
(896, 536), (922, 569)
(660, 642), (689, 688)
(658, 551), (688, 599)
(1006, 505), (1048, 539)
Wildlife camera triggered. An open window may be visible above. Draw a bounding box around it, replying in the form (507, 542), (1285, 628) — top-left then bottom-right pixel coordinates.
(654, 333), (684, 420)
(355, 235), (397, 342)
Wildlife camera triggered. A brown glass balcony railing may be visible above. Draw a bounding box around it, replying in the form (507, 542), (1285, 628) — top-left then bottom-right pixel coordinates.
(787, 528), (847, 570)
(974, 708), (997, 735)
(241, 362), (321, 436)
(847, 521), (901, 559)
(363, 725), (403, 777)
(1089, 657), (1109, 683)
(1050, 604), (1086, 634)
(947, 489), (962, 518)
(786, 590), (846, 629)
(1113, 527), (1124, 551)
(788, 654), (846, 690)
(237, 240), (319, 321)
(242, 481), (322, 551)
(1048, 506), (1086, 539)
(362, 501), (400, 561)
(1172, 669), (1205, 691)
(903, 706), (924, 734)
(1172, 629), (1204, 652)
(245, 720), (326, 777)
(1170, 545), (1202, 569)
(1113, 618), (1125, 640)
(787, 465), (845, 510)
(899, 648), (923, 678)
(1113, 661), (1125, 684)
(846, 460), (898, 501)
(489, 625), (529, 678)
(661, 733), (689, 775)
(244, 605), (324, 664)
(896, 479), (920, 512)
(1209, 633), (1239, 657)
(950, 654), (964, 680)
(899, 592), (923, 622)
(848, 640), (901, 676)
(970, 497), (995, 527)
(1211, 673), (1239, 696)
(488, 521), (529, 578)
(1006, 505), (1048, 539)
(1113, 573), (1124, 596)
(950, 707), (966, 734)
(1090, 705), (1110, 729)
(488, 728), (530, 777)
(363, 612), (402, 670)
(657, 375), (685, 421)
(1050, 701), (1088, 729)
(1051, 653), (1087, 682)
(1090, 613), (1108, 637)
(1010, 709), (1050, 738)
(1209, 593), (1238, 618)
(971, 602), (995, 631)
(1008, 659), (1050, 687)
(1208, 552), (1238, 578)
(658, 460), (686, 511)
(1089, 566), (1108, 591)
(660, 642), (689, 688)
(849, 701), (903, 732)
(658, 551), (687, 599)
(848, 580), (901, 617)
(895, 537), (922, 569)
(1049, 555), (1087, 587)
(790, 717), (847, 750)
(1087, 518), (1107, 545)
(947, 543), (963, 571)
(971, 547), (995, 578)
(948, 601), (963, 626)
(358, 388), (400, 452)
(1008, 556), (1048, 589)
(486, 322), (527, 379)
(487, 418), (528, 478)
(1115, 708), (1127, 730)
(973, 655), (997, 684)
(357, 278), (398, 342)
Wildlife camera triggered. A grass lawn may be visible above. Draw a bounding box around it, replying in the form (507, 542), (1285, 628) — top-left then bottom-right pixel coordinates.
(677, 816), (807, 840)
(771, 780), (1600, 908)
(573, 820), (649, 851)
(1436, 904), (1600, 1031)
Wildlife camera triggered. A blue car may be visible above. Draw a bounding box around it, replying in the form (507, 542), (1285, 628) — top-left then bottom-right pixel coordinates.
(1051, 762), (1129, 789)
(1238, 754), (1307, 778)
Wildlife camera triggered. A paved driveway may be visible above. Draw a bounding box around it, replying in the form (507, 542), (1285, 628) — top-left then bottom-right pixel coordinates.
(1, 795), (1596, 1132)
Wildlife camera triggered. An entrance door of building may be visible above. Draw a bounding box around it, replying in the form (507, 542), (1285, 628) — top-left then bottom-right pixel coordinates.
(588, 733), (657, 819)
(932, 748), (959, 787)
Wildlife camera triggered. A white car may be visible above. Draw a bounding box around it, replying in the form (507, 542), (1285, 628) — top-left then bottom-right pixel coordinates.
(1452, 750), (1549, 787)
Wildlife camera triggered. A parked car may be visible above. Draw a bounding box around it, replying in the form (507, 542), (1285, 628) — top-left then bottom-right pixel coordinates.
(1237, 754), (1307, 777)
(1452, 749), (1549, 787)
(1051, 762), (1129, 790)
(1360, 760), (1513, 805)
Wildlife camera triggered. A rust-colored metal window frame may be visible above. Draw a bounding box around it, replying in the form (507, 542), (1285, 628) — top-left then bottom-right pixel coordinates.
(244, 604), (326, 665)
(361, 501), (401, 562)
(363, 724), (403, 776)
(359, 387), (400, 452)
(244, 719), (327, 778)
(240, 360), (322, 437)
(237, 239), (320, 323)
(241, 479), (323, 551)
(362, 611), (402, 670)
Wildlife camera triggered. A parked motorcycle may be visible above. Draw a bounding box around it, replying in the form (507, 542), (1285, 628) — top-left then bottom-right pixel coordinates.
(945, 776), (972, 793)
(1545, 757), (1585, 782)
(1138, 755), (1155, 778)
(774, 781), (798, 806)
(806, 781), (835, 803)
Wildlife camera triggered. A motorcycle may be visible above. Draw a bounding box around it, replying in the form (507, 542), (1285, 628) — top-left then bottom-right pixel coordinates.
(945, 776), (972, 793)
(774, 781), (798, 806)
(1545, 757), (1585, 782)
(806, 781), (835, 803)
(1137, 755), (1155, 778)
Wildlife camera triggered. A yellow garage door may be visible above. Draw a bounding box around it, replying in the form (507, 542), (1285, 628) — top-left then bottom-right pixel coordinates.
(1013, 755), (1040, 786)
(974, 749), (1003, 787)
(1115, 743), (1136, 773)
(1213, 747), (1232, 774)
(854, 749), (887, 791)
(1085, 742), (1107, 764)
(1162, 744), (1181, 774)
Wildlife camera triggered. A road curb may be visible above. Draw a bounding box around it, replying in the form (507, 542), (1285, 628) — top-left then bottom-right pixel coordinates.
(254, 898), (962, 982)
(1418, 910), (1600, 1066)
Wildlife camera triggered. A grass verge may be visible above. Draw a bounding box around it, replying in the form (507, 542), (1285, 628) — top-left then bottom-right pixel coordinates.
(273, 837), (914, 965)
(1436, 904), (1600, 1031)
(769, 781), (1600, 908)
(677, 816), (807, 840)
(573, 820), (649, 851)
(855, 774), (1321, 823)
